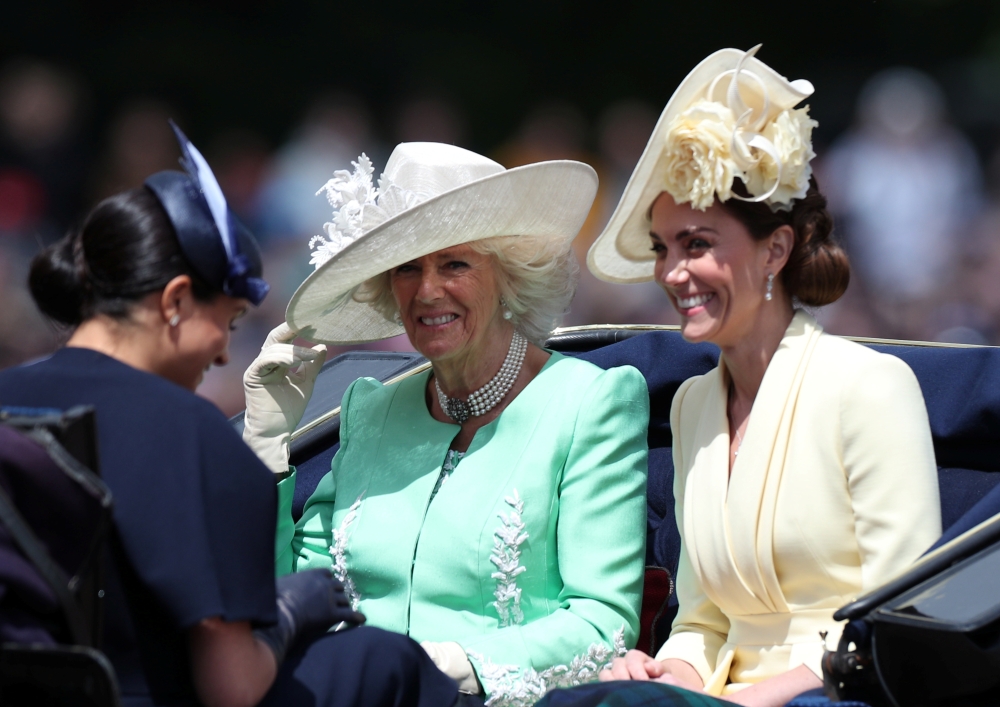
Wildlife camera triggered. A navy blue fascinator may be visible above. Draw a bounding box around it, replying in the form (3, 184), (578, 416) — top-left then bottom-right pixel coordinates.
(144, 122), (269, 306)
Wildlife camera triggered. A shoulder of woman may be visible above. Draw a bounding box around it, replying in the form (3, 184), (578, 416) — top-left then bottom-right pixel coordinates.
(341, 374), (386, 405)
(669, 368), (716, 423)
(339, 375), (389, 424)
(142, 372), (235, 429)
(811, 334), (922, 397)
(547, 355), (649, 402)
(805, 337), (930, 440)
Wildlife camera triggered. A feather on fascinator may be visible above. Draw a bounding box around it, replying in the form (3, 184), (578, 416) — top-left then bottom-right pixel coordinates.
(144, 122), (269, 305)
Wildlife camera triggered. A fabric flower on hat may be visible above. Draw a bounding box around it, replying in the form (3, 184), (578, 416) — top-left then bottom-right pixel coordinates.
(309, 154), (425, 269)
(309, 154), (379, 268)
(743, 106), (818, 210)
(661, 101), (741, 211)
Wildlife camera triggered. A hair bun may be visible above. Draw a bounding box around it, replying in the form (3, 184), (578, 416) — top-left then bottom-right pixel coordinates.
(29, 232), (88, 326)
(783, 184), (850, 307)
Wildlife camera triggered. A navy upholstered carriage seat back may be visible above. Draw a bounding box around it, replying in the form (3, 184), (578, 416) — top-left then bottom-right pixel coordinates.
(576, 331), (1000, 582)
(290, 331), (1000, 573)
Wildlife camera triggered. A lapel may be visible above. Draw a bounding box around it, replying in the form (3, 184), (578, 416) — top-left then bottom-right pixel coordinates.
(682, 365), (760, 611)
(684, 311), (824, 615)
(342, 370), (460, 552)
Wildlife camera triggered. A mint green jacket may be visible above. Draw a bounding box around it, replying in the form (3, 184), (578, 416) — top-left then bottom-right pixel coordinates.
(275, 353), (648, 702)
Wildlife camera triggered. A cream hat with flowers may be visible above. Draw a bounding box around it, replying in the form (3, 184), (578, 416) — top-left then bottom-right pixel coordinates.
(286, 142), (598, 344)
(588, 45), (817, 283)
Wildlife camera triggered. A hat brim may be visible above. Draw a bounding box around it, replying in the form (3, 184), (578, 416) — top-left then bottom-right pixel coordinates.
(587, 48), (813, 284)
(287, 159), (598, 344)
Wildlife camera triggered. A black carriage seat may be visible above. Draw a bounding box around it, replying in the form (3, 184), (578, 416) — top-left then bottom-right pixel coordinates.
(274, 326), (1000, 657)
(0, 407), (121, 707)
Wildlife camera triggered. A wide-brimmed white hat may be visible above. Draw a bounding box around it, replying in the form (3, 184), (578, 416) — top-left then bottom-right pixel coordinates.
(588, 46), (815, 284)
(286, 142), (597, 344)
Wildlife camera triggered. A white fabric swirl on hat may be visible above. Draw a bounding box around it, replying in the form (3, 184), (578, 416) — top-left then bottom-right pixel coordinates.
(588, 46), (815, 284)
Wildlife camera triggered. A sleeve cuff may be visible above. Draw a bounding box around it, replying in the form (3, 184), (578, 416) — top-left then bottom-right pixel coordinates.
(275, 470), (298, 575)
(274, 464), (296, 482)
(654, 630), (722, 685)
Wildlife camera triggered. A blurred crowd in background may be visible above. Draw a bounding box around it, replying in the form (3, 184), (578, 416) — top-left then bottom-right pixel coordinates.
(2, 56), (1000, 415)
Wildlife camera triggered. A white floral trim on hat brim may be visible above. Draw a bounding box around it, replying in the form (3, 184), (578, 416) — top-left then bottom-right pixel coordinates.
(308, 154), (427, 270)
(587, 45), (815, 284)
(286, 160), (598, 345)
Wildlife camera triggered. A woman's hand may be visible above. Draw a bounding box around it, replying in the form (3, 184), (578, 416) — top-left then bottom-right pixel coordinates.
(420, 641), (481, 694)
(242, 323), (326, 474)
(253, 569), (365, 666)
(601, 650), (664, 681)
(600, 651), (703, 690)
(190, 572), (365, 707)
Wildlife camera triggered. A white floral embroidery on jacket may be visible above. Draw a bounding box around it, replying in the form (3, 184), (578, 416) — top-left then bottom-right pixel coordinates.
(329, 495), (363, 610)
(490, 489), (528, 627)
(470, 626), (627, 707)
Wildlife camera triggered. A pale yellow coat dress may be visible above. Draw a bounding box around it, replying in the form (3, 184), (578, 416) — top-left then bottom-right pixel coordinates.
(655, 311), (942, 696)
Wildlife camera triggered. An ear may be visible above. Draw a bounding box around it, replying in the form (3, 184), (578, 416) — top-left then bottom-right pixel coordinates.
(160, 275), (195, 326)
(763, 224), (794, 275)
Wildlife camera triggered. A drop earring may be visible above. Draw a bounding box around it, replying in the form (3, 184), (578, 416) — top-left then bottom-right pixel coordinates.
(169, 314), (180, 327)
(393, 311), (403, 325)
(765, 273), (774, 302)
(501, 297), (513, 321)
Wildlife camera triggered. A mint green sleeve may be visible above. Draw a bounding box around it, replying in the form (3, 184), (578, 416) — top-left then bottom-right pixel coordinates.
(464, 365), (649, 682)
(274, 472), (299, 575)
(273, 377), (369, 576)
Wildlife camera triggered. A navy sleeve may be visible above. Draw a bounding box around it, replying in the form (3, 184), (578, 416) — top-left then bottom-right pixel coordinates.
(108, 398), (277, 630)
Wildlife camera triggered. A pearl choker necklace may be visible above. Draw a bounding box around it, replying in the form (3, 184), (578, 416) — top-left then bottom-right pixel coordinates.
(435, 331), (527, 424)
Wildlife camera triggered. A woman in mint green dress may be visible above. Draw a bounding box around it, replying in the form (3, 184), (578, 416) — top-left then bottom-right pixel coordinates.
(241, 142), (650, 707)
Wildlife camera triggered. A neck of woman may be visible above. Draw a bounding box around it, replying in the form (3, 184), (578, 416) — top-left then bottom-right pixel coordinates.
(720, 300), (796, 405)
(432, 325), (516, 398)
(66, 302), (164, 379)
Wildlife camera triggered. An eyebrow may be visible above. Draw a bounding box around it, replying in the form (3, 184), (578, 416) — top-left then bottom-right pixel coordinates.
(648, 226), (718, 242)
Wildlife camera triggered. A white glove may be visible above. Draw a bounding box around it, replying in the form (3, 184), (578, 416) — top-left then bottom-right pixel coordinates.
(421, 641), (481, 694)
(243, 323), (327, 474)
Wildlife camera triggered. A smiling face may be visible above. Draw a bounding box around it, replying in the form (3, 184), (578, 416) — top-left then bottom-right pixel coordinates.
(165, 294), (248, 391)
(650, 193), (776, 347)
(390, 244), (507, 364)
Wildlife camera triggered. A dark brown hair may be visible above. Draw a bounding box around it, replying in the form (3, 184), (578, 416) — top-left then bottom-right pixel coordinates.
(29, 187), (216, 327)
(720, 176), (849, 307)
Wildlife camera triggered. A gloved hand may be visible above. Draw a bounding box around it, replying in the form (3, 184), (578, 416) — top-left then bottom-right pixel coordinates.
(254, 569), (366, 666)
(243, 323), (327, 474)
(421, 641), (481, 694)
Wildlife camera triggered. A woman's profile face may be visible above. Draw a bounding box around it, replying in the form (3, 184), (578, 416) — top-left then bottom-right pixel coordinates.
(166, 294), (248, 391)
(650, 193), (770, 347)
(390, 244), (504, 363)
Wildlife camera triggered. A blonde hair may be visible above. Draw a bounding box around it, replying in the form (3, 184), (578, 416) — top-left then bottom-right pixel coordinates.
(354, 235), (579, 346)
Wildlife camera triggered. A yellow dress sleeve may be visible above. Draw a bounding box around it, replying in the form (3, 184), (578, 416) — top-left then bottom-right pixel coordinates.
(654, 376), (730, 684)
(840, 351), (942, 589)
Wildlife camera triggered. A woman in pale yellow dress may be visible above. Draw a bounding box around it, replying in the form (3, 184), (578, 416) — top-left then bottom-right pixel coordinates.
(551, 46), (942, 707)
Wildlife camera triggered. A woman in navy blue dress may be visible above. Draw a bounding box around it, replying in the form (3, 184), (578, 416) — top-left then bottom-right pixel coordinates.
(0, 126), (457, 707)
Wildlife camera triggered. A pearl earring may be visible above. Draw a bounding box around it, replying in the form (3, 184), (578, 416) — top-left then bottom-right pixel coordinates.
(765, 273), (774, 302)
(393, 311), (403, 325)
(169, 314), (180, 327)
(501, 297), (513, 321)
